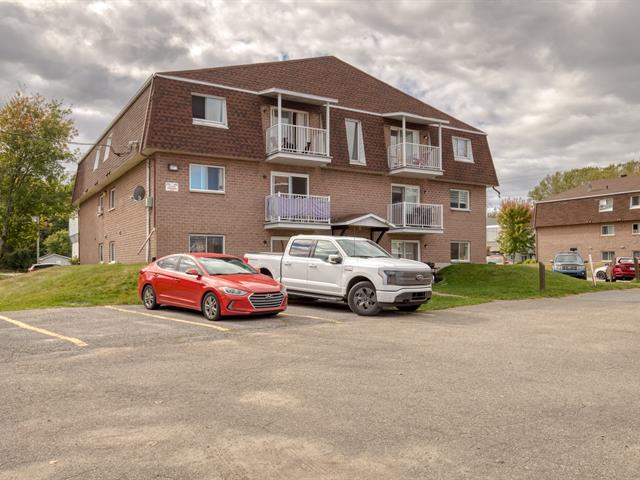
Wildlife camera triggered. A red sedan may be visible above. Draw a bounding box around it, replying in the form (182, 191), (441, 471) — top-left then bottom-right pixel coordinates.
(138, 253), (287, 321)
(607, 257), (637, 282)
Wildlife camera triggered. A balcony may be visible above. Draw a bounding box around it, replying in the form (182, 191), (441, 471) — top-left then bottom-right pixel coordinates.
(388, 143), (443, 178)
(264, 192), (331, 230)
(265, 123), (331, 167)
(387, 202), (443, 234)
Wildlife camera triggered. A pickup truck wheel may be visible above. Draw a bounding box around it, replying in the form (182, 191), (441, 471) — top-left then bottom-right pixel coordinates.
(396, 305), (420, 312)
(348, 281), (382, 316)
(202, 292), (221, 321)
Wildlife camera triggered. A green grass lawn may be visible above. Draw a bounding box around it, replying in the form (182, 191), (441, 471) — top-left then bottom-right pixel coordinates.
(0, 262), (637, 313)
(424, 263), (639, 311)
(0, 264), (143, 311)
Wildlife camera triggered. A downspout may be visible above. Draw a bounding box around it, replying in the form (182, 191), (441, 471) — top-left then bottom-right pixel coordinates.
(139, 75), (156, 262)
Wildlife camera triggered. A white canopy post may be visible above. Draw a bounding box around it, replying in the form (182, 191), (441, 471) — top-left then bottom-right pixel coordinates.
(402, 115), (407, 166)
(325, 102), (331, 156)
(438, 123), (442, 167)
(277, 93), (282, 151)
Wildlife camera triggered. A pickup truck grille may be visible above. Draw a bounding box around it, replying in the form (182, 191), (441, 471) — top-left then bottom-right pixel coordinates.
(249, 292), (284, 309)
(395, 270), (433, 286)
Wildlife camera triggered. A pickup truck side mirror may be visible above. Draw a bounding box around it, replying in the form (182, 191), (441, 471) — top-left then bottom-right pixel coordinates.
(327, 254), (342, 265)
(185, 268), (201, 276)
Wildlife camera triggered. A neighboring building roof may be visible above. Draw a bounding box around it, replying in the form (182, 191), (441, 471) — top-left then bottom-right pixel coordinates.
(537, 175), (640, 203)
(486, 217), (499, 227)
(161, 56), (483, 133)
(38, 253), (72, 265)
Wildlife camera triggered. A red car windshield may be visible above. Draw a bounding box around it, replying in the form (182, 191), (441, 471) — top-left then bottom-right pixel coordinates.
(198, 257), (256, 275)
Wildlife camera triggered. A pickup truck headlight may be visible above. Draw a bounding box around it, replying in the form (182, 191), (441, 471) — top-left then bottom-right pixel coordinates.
(379, 269), (401, 285)
(221, 287), (248, 296)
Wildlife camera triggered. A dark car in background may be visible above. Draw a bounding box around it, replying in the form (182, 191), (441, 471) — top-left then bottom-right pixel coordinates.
(551, 252), (587, 279)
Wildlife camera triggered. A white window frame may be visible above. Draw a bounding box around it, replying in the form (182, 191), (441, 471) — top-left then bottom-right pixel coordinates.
(345, 118), (366, 165)
(601, 224), (615, 236)
(108, 188), (116, 211)
(189, 164), (225, 194)
(109, 241), (116, 263)
(270, 236), (291, 253)
(630, 195), (640, 209)
(632, 223), (640, 235)
(270, 171), (310, 196)
(104, 134), (112, 162)
(450, 189), (470, 211)
(98, 243), (104, 263)
(451, 241), (471, 263)
(97, 193), (105, 215)
(602, 251), (615, 262)
(188, 234), (225, 254)
(93, 147), (102, 171)
(192, 93), (228, 129)
(599, 198), (613, 212)
(391, 239), (421, 261)
(269, 106), (310, 127)
(391, 183), (420, 203)
(452, 136), (473, 163)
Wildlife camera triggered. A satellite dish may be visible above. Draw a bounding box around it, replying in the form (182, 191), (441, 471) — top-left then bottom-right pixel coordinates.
(132, 185), (146, 201)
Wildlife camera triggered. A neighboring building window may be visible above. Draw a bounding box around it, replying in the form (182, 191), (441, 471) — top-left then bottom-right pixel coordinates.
(391, 240), (420, 261)
(451, 241), (470, 262)
(601, 224), (615, 236)
(271, 236), (291, 253)
(631, 195), (640, 209)
(189, 164), (224, 193)
(108, 188), (116, 210)
(345, 119), (366, 165)
(109, 242), (116, 263)
(289, 238), (313, 257)
(189, 234), (224, 253)
(602, 251), (615, 262)
(632, 223), (640, 235)
(98, 243), (104, 263)
(452, 137), (473, 162)
(97, 193), (104, 215)
(93, 147), (102, 171)
(104, 134), (112, 162)
(450, 189), (470, 210)
(192, 94), (227, 127)
(271, 172), (308, 195)
(599, 198), (613, 212)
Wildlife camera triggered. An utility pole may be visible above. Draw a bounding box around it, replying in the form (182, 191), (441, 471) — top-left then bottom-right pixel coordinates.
(32, 216), (40, 262)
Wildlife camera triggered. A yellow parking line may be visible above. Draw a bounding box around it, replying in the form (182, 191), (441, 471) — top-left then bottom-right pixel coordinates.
(281, 312), (342, 324)
(0, 314), (87, 347)
(105, 306), (230, 332)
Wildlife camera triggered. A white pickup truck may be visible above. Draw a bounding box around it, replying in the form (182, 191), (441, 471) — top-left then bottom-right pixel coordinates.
(244, 235), (433, 316)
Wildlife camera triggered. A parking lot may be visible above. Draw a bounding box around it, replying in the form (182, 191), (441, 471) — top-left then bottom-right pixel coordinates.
(1, 290), (640, 479)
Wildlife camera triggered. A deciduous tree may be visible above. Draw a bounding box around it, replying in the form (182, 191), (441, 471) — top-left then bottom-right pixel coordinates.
(497, 198), (535, 259)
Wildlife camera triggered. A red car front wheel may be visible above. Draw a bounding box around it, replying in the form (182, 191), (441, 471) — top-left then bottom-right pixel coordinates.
(202, 292), (221, 321)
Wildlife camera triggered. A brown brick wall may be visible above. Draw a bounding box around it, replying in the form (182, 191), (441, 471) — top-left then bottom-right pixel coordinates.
(537, 222), (640, 263)
(152, 152), (487, 265)
(78, 161), (154, 264)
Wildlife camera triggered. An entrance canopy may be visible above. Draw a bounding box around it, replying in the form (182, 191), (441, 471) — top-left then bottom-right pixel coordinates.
(331, 213), (394, 243)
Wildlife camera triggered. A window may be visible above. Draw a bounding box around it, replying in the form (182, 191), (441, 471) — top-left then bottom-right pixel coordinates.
(450, 189), (470, 210)
(271, 172), (308, 195)
(104, 134), (112, 162)
(271, 236), (291, 253)
(108, 188), (116, 210)
(157, 256), (180, 270)
(97, 193), (105, 215)
(289, 239), (314, 257)
(192, 94), (227, 127)
(631, 195), (640, 209)
(391, 240), (420, 261)
(451, 241), (470, 262)
(345, 119), (366, 164)
(452, 137), (473, 162)
(312, 240), (340, 261)
(93, 147), (102, 171)
(98, 243), (104, 263)
(634, 251), (640, 260)
(189, 234), (224, 254)
(109, 241), (116, 263)
(633, 223), (640, 235)
(601, 224), (615, 236)
(391, 185), (420, 204)
(189, 164), (224, 193)
(602, 251), (615, 262)
(599, 198), (613, 212)
(177, 256), (199, 273)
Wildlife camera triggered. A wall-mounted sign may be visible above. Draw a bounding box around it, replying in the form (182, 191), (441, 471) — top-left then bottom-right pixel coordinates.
(165, 182), (179, 192)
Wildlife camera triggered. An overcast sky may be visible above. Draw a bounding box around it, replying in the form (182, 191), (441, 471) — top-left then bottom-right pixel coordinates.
(1, 0), (639, 206)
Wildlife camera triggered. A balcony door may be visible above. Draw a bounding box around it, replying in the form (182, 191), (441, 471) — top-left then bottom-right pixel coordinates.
(271, 172), (309, 196)
(271, 108), (309, 152)
(392, 184), (419, 204)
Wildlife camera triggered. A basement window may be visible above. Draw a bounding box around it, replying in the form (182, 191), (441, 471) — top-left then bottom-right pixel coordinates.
(451, 241), (470, 262)
(192, 94), (228, 128)
(189, 234), (224, 254)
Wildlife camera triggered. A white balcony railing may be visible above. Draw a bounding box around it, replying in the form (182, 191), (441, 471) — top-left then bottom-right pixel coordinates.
(266, 123), (328, 157)
(265, 192), (331, 224)
(388, 143), (442, 171)
(387, 202), (443, 229)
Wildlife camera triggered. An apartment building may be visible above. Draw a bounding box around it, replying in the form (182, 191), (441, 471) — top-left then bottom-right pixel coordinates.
(72, 56), (498, 266)
(534, 176), (640, 263)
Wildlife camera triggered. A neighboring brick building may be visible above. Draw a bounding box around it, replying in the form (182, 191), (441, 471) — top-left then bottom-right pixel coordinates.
(72, 56), (498, 266)
(534, 176), (640, 263)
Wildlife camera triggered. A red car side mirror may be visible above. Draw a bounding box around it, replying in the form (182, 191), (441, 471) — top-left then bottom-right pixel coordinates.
(185, 268), (201, 277)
